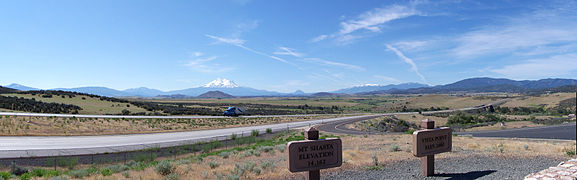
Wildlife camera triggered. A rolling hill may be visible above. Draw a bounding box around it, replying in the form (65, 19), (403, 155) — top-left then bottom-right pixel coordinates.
(384, 77), (577, 94)
(197, 91), (235, 98)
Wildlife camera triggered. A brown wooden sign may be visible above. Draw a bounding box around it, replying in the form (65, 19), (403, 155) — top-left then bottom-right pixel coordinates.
(287, 138), (342, 172)
(412, 127), (452, 157)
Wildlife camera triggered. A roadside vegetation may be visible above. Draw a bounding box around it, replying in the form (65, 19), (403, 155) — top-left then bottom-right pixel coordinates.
(0, 131), (573, 180)
(352, 116), (419, 133)
(0, 115), (343, 136)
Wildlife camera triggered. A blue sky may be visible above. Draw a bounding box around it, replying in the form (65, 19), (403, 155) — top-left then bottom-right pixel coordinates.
(1, 0), (576, 93)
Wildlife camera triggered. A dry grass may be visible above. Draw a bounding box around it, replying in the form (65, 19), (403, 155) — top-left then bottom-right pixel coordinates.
(402, 95), (505, 109)
(464, 121), (543, 131)
(7, 131), (574, 180)
(501, 93), (575, 108)
(116, 133), (575, 180)
(136, 97), (361, 107)
(0, 115), (344, 136)
(1, 93), (151, 115)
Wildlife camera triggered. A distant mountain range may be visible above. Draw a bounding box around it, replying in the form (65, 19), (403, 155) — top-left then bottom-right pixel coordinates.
(331, 83), (429, 94)
(381, 77), (577, 94)
(4, 79), (282, 97)
(4, 77), (577, 97)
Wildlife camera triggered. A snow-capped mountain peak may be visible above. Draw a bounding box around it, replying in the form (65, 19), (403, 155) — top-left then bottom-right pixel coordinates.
(356, 84), (380, 87)
(203, 78), (239, 88)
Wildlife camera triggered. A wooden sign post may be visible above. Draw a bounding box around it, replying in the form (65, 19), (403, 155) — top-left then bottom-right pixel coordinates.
(412, 119), (452, 176)
(288, 127), (342, 180)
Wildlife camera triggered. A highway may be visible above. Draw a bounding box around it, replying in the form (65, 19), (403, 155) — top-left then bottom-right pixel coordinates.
(457, 122), (576, 140)
(0, 112), (335, 119)
(0, 100), (504, 159)
(0, 114), (382, 159)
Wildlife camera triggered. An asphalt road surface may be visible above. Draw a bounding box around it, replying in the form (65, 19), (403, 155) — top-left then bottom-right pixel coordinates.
(0, 99), (504, 159)
(457, 122), (576, 140)
(317, 115), (576, 140)
(0, 112), (334, 119)
(0, 114), (382, 159)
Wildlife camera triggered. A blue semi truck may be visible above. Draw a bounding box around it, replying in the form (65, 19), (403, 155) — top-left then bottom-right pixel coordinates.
(223, 106), (246, 116)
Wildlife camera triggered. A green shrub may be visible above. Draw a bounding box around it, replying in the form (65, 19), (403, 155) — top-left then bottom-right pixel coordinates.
(0, 172), (11, 180)
(56, 157), (78, 169)
(252, 167), (261, 175)
(10, 162), (28, 176)
(129, 162), (149, 171)
(165, 173), (179, 180)
(125, 160), (137, 167)
(266, 128), (272, 134)
(107, 164), (129, 173)
(245, 162), (256, 173)
(100, 168), (112, 176)
(260, 160), (275, 172)
(251, 130), (259, 137)
(566, 148), (576, 156)
(274, 144), (285, 153)
(135, 154), (156, 162)
(406, 129), (415, 134)
(192, 156), (203, 163)
(524, 144), (529, 150)
(31, 168), (59, 177)
(389, 144), (400, 152)
(498, 144), (505, 153)
(122, 171), (130, 178)
(226, 174), (240, 180)
(218, 151), (230, 159)
(19, 172), (32, 180)
(209, 161), (220, 169)
(231, 133), (237, 140)
(68, 169), (89, 178)
(175, 159), (191, 165)
(240, 149), (254, 158)
(155, 160), (173, 176)
(257, 146), (274, 153)
(49, 175), (68, 180)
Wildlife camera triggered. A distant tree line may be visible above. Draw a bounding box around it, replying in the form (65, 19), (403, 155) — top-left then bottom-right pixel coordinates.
(446, 111), (506, 126)
(493, 99), (575, 116)
(0, 96), (82, 114)
(129, 101), (342, 116)
(0, 86), (18, 94)
(400, 106), (450, 113)
(19, 90), (130, 103)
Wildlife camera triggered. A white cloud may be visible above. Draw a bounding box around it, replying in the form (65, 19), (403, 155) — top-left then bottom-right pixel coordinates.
(192, 52), (203, 57)
(490, 53), (577, 79)
(312, 5), (419, 44)
(304, 58), (365, 71)
(205, 34), (245, 46)
(205, 34), (292, 64)
(310, 35), (328, 43)
(184, 55), (235, 73)
(185, 56), (217, 66)
(234, 20), (259, 36)
(339, 5), (418, 35)
(374, 75), (401, 83)
(385, 44), (428, 84)
(273, 47), (303, 57)
(451, 8), (577, 59)
(393, 40), (430, 51)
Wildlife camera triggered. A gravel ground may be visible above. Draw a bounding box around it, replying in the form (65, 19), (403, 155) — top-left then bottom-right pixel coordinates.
(290, 155), (566, 180)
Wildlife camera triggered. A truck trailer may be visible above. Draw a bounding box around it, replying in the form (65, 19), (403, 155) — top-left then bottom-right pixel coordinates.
(223, 106), (246, 116)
